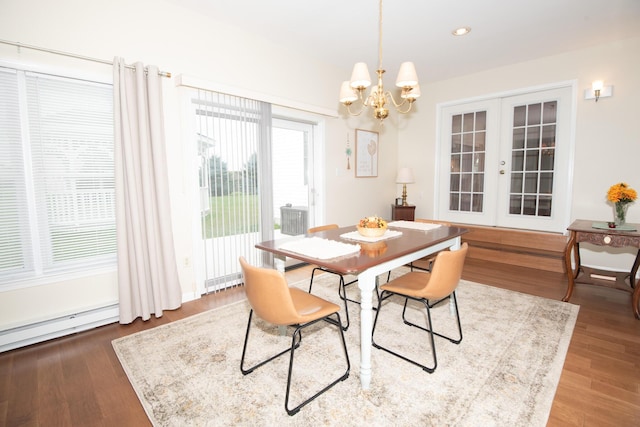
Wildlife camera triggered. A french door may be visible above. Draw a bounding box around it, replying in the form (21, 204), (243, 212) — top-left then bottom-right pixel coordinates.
(437, 85), (574, 232)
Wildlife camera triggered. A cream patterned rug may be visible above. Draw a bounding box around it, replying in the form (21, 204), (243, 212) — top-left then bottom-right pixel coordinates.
(112, 269), (579, 426)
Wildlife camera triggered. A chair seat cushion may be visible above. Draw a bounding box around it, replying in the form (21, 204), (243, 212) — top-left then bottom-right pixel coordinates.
(380, 271), (432, 298)
(289, 287), (340, 323)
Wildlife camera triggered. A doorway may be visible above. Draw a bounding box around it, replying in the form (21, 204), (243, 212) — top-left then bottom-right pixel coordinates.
(437, 84), (575, 232)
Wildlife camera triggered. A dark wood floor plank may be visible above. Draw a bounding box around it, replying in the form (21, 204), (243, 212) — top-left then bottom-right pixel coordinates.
(6, 347), (39, 426)
(57, 338), (105, 426)
(36, 346), (72, 426)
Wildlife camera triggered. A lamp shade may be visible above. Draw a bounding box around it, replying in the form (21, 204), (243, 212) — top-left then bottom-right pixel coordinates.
(396, 167), (415, 184)
(395, 62), (419, 88)
(339, 81), (358, 103)
(350, 62), (372, 89)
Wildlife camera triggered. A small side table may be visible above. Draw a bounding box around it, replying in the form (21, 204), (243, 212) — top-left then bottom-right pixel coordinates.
(563, 219), (640, 319)
(391, 204), (415, 221)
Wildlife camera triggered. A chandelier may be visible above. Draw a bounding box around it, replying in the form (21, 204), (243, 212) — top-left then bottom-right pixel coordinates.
(339, 0), (420, 123)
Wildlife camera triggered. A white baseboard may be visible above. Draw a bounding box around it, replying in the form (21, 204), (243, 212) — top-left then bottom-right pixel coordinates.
(0, 304), (119, 353)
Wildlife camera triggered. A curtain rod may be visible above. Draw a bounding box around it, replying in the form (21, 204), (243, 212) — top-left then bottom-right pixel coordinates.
(0, 39), (171, 78)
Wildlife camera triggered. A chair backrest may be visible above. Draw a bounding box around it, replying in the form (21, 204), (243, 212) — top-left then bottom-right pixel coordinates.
(416, 218), (453, 227)
(239, 257), (300, 326)
(419, 242), (468, 299)
(308, 224), (339, 234)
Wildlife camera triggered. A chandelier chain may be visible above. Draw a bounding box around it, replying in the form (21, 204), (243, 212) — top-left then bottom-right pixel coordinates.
(378, 0), (383, 71)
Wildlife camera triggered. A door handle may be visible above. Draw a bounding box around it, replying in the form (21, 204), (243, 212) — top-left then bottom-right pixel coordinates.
(500, 170), (505, 175)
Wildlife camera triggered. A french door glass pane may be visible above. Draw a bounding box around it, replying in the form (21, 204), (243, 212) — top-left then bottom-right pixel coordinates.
(449, 111), (487, 213)
(509, 101), (557, 217)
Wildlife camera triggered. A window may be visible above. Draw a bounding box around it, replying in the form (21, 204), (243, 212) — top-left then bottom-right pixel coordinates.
(0, 66), (115, 285)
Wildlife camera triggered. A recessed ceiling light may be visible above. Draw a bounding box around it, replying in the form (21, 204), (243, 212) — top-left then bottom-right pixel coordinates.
(452, 27), (471, 36)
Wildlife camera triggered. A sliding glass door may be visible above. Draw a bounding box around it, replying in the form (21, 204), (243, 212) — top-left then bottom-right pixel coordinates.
(272, 117), (317, 268)
(188, 90), (321, 293)
(191, 90), (269, 292)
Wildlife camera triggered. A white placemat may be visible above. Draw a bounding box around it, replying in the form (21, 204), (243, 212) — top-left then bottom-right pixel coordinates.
(279, 237), (361, 259)
(388, 220), (442, 231)
(340, 229), (403, 243)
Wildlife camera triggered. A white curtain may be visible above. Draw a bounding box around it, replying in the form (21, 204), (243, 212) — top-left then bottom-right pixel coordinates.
(113, 58), (182, 324)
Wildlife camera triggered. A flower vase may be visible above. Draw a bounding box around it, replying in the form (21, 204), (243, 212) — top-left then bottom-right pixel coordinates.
(614, 202), (629, 227)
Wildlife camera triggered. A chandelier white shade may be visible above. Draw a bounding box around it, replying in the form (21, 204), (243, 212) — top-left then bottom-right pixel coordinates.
(339, 0), (421, 123)
(350, 62), (372, 89)
(395, 62), (419, 87)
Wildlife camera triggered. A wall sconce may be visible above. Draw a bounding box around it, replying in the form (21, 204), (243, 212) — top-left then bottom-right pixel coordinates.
(584, 80), (613, 102)
(396, 167), (415, 206)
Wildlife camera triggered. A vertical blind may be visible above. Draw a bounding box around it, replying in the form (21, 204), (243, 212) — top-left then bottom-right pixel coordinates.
(0, 66), (115, 284)
(192, 88), (272, 291)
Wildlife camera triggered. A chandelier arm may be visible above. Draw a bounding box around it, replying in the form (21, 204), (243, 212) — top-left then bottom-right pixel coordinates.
(346, 104), (364, 117)
(385, 91), (408, 109)
(341, 87), (371, 116)
(395, 100), (415, 114)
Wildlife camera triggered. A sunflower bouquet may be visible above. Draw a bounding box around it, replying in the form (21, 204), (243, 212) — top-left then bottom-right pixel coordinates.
(607, 182), (637, 204)
(607, 182), (637, 226)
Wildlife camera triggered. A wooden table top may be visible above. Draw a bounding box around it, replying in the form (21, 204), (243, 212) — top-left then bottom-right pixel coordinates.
(256, 224), (469, 276)
(568, 219), (640, 237)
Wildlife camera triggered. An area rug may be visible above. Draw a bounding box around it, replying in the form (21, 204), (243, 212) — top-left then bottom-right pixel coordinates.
(112, 269), (579, 426)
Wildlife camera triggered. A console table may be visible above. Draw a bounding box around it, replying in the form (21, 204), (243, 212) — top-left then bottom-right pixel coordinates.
(563, 219), (640, 318)
(391, 204), (415, 221)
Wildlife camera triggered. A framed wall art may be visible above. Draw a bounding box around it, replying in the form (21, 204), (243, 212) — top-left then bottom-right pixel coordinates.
(355, 129), (379, 177)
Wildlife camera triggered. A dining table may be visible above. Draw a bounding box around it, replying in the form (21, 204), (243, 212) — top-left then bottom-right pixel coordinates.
(255, 221), (469, 390)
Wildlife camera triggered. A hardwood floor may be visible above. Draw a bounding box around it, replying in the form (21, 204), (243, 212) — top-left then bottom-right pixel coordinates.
(1, 259), (639, 426)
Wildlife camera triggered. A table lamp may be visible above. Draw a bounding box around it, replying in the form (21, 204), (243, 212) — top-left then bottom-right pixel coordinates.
(396, 167), (415, 206)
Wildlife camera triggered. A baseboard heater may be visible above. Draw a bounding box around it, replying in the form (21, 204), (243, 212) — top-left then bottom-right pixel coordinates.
(0, 303), (119, 353)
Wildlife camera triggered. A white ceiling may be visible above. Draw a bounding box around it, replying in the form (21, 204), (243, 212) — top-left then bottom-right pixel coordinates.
(172, 0), (640, 83)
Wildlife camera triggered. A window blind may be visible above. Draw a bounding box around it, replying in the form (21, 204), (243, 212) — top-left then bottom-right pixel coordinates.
(0, 66), (115, 284)
(0, 68), (32, 277)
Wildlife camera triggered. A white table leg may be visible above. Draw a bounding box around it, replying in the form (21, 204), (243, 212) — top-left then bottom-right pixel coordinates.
(357, 269), (376, 390)
(273, 255), (286, 273)
(274, 255), (287, 336)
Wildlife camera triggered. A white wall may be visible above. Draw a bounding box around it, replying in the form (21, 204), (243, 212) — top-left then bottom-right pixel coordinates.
(0, 0), (395, 329)
(399, 36), (640, 272)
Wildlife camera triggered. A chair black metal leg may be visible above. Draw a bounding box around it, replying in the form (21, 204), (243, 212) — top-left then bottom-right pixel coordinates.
(309, 268), (351, 331)
(401, 292), (463, 344)
(241, 310), (350, 416)
(337, 276), (350, 331)
(285, 312), (350, 416)
(240, 310), (301, 375)
(308, 267), (321, 293)
(372, 291), (465, 373)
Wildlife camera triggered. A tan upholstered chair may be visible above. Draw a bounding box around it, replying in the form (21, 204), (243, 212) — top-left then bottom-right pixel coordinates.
(386, 219), (453, 282)
(411, 219), (453, 272)
(372, 243), (468, 373)
(307, 224), (357, 330)
(239, 257), (350, 416)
